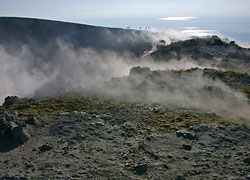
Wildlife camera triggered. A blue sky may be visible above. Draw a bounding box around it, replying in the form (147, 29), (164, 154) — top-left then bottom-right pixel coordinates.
(0, 0), (250, 23)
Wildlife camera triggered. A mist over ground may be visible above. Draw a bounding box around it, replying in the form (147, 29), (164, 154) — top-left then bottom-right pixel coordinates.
(1, 39), (249, 122)
(0, 40), (206, 102)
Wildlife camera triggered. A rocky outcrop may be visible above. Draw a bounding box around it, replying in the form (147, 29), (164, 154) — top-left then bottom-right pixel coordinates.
(2, 96), (20, 107)
(130, 66), (151, 76)
(150, 36), (250, 73)
(0, 111), (31, 149)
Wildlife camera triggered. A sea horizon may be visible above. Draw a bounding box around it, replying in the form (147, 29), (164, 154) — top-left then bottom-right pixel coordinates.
(76, 16), (250, 44)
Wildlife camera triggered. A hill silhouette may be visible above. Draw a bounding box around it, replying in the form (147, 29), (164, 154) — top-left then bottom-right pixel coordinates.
(0, 17), (152, 57)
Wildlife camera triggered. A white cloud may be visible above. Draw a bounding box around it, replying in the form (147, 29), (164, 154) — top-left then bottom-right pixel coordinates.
(160, 17), (196, 21)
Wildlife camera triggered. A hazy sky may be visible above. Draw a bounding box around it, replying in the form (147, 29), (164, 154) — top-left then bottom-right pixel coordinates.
(0, 0), (250, 23)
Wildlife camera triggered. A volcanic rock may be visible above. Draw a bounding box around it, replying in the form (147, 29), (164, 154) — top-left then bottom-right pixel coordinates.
(134, 163), (148, 175)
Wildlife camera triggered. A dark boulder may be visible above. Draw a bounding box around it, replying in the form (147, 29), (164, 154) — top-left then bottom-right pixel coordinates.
(39, 144), (53, 153)
(26, 116), (41, 127)
(2, 96), (20, 107)
(134, 163), (148, 175)
(230, 41), (235, 45)
(207, 36), (225, 46)
(10, 123), (30, 144)
(183, 144), (192, 151)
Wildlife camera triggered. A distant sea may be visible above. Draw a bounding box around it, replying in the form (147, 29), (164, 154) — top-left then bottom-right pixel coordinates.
(81, 17), (250, 44)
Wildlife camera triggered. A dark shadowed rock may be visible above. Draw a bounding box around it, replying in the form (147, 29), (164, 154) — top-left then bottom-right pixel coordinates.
(176, 175), (185, 180)
(96, 121), (105, 127)
(39, 144), (53, 153)
(0, 116), (10, 131)
(183, 144), (192, 151)
(10, 123), (30, 144)
(243, 157), (250, 165)
(134, 163), (148, 175)
(26, 116), (40, 126)
(207, 35), (226, 46)
(176, 130), (198, 140)
(4, 112), (15, 122)
(2, 96), (20, 107)
(230, 41), (235, 45)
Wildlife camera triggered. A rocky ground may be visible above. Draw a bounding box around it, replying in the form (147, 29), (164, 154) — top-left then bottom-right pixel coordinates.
(151, 36), (250, 73)
(0, 95), (249, 180)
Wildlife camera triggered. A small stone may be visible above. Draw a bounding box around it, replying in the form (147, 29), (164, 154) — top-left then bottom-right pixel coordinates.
(230, 41), (235, 45)
(121, 125), (129, 132)
(65, 164), (71, 168)
(96, 121), (105, 127)
(100, 114), (112, 121)
(175, 117), (183, 122)
(224, 154), (231, 159)
(39, 144), (53, 153)
(167, 155), (173, 159)
(218, 125), (225, 130)
(238, 152), (243, 155)
(72, 111), (79, 115)
(134, 163), (148, 175)
(243, 157), (250, 165)
(204, 164), (210, 168)
(183, 144), (192, 151)
(80, 135), (86, 140)
(163, 164), (169, 169)
(26, 116), (40, 126)
(154, 154), (159, 160)
(176, 175), (185, 180)
(176, 130), (197, 140)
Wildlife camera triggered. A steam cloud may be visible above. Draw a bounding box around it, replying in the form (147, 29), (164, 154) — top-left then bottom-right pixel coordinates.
(97, 68), (250, 121)
(0, 37), (213, 102)
(0, 32), (249, 122)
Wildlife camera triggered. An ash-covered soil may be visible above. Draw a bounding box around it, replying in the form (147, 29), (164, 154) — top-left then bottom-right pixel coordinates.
(0, 96), (249, 180)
